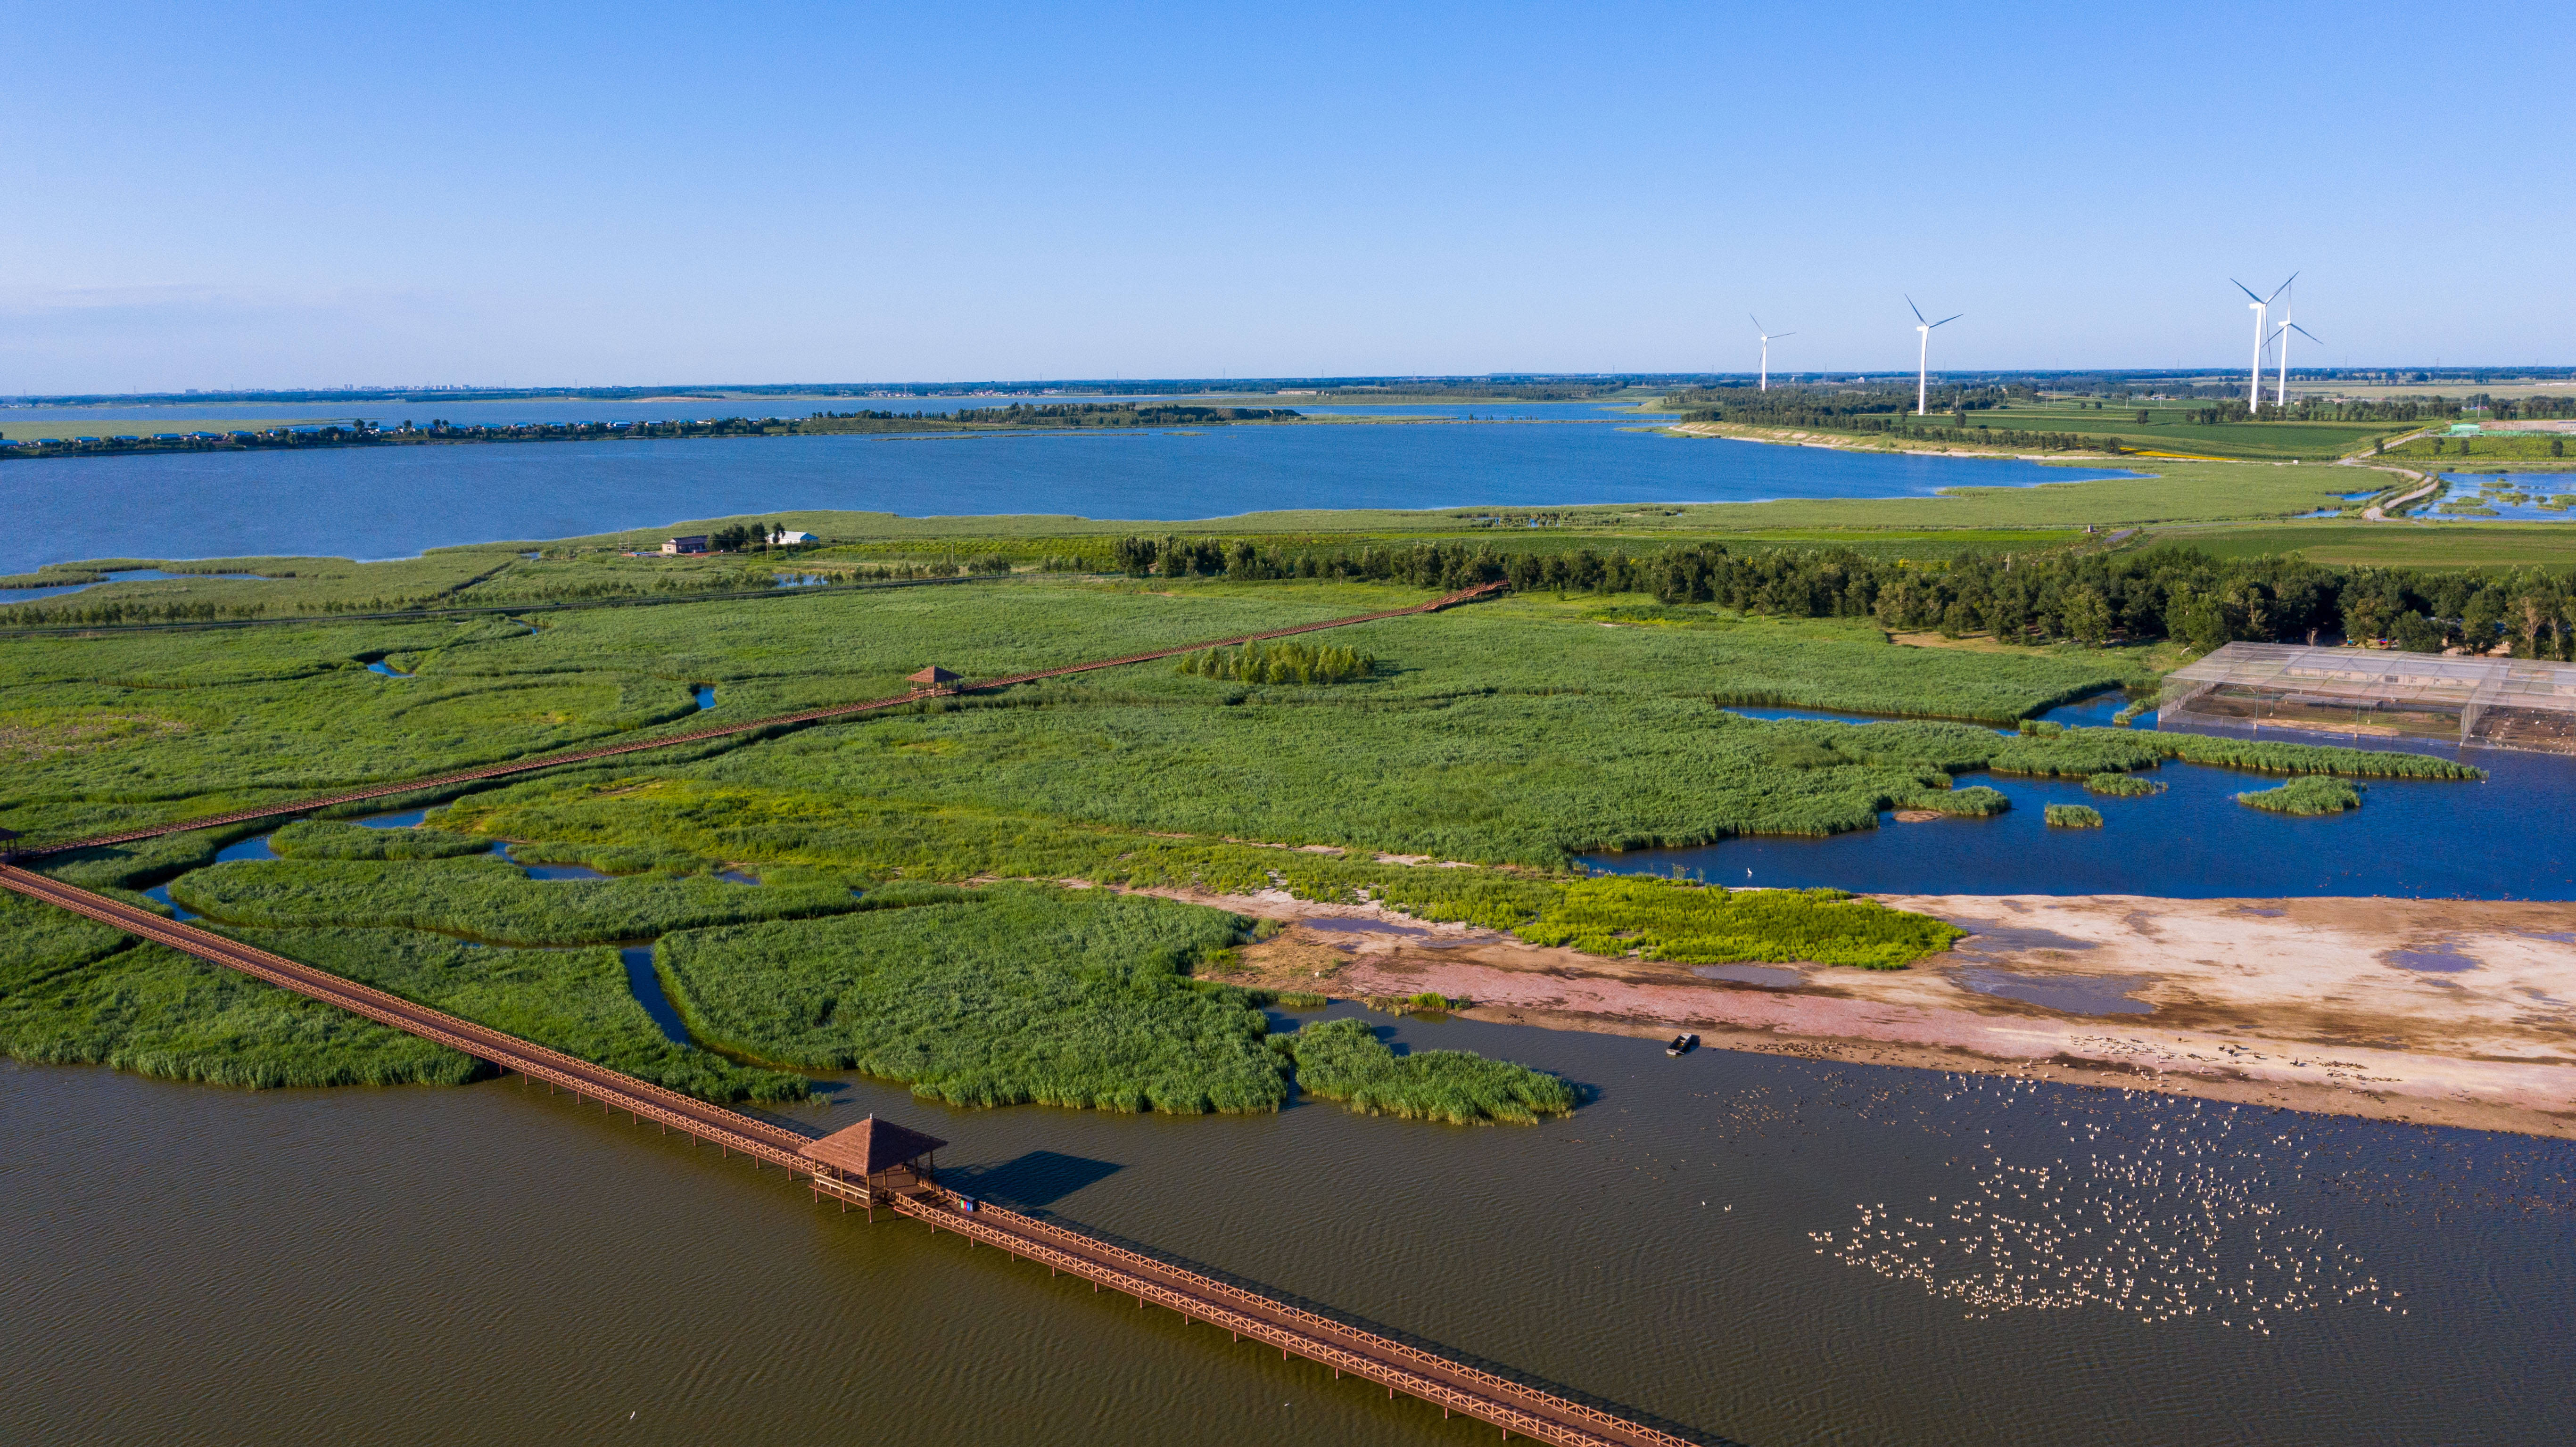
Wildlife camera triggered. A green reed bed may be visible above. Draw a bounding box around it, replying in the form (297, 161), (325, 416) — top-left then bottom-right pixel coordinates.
(1176, 638), (1375, 684)
(1280, 1018), (1576, 1125)
(2044, 804), (2105, 828)
(2236, 777), (2364, 815)
(2082, 773), (2163, 797)
(655, 883), (1288, 1113)
(168, 857), (867, 946)
(239, 925), (807, 1102)
(2148, 732), (2481, 779)
(1987, 727), (2484, 782)
(269, 819), (495, 860)
(1516, 875), (1959, 969)
(0, 891), (477, 1089)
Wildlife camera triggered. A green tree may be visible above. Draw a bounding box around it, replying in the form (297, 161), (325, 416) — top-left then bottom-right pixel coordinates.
(2063, 587), (2113, 646)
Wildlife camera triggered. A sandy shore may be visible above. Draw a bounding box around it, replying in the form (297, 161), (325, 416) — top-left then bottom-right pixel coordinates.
(1171, 887), (2576, 1140)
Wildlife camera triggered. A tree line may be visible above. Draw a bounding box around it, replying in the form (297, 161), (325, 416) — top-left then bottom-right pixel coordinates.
(1110, 533), (2576, 658)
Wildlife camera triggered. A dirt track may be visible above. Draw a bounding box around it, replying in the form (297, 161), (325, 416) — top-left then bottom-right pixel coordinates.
(1191, 889), (2576, 1140)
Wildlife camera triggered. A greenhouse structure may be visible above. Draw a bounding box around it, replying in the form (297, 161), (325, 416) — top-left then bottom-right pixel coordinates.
(2158, 642), (2576, 754)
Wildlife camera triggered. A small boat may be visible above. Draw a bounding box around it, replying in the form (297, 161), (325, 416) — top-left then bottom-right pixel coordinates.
(1666, 1033), (1699, 1056)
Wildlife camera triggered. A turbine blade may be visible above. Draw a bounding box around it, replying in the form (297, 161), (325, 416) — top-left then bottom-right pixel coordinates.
(1933, 313), (1964, 328)
(2268, 271), (2299, 303)
(1907, 295), (1928, 325)
(2290, 322), (2321, 342)
(1751, 314), (1766, 334)
(2231, 278), (2265, 304)
(1775, 331), (1796, 339)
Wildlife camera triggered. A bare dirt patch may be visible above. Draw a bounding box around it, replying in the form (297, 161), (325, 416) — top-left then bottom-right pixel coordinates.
(1164, 880), (2576, 1140)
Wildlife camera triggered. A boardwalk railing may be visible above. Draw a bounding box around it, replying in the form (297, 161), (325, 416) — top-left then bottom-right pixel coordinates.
(0, 857), (1689, 1447)
(12, 580), (1507, 859)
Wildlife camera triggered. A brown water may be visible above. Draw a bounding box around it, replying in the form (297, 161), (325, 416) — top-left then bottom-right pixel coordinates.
(5, 1008), (2571, 1447)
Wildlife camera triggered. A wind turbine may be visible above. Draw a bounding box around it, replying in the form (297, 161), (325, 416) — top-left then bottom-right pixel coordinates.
(1907, 296), (1962, 415)
(2272, 284), (2318, 408)
(2231, 273), (2295, 410)
(1752, 316), (1794, 391)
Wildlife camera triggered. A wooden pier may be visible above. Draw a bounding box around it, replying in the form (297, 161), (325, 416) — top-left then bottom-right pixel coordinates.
(0, 860), (1684, 1446)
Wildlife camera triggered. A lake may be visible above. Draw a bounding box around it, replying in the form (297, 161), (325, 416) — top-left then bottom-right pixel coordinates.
(0, 423), (2120, 575)
(4, 1004), (2565, 1447)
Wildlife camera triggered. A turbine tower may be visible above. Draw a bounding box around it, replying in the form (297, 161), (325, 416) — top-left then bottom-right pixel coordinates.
(2273, 283), (2318, 408)
(1752, 316), (1794, 391)
(2232, 273), (2295, 410)
(1907, 296), (1962, 416)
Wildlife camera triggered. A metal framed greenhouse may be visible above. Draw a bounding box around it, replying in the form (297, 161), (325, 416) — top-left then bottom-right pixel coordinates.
(2157, 642), (2576, 754)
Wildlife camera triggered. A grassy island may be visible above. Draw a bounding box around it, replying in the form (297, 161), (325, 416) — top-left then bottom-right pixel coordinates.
(2236, 777), (2364, 815)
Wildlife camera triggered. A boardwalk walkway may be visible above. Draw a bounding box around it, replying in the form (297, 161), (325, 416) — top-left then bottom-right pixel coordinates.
(0, 859), (1685, 1447)
(13, 580), (1507, 859)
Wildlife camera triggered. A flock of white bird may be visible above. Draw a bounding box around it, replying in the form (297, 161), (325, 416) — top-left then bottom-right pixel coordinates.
(1806, 1073), (2402, 1330)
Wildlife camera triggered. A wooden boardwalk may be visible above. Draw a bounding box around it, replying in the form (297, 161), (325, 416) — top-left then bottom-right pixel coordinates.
(1, 861), (1687, 1447)
(11, 580), (1507, 859)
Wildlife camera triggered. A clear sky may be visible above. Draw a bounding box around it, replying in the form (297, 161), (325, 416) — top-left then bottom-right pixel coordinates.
(4, 0), (2567, 393)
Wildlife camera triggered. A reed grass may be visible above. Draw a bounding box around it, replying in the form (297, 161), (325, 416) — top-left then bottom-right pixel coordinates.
(2236, 777), (2364, 815)
(169, 857), (868, 946)
(1516, 875), (1958, 969)
(1176, 638), (1374, 684)
(269, 820), (494, 860)
(1282, 1018), (1576, 1125)
(654, 883), (1290, 1114)
(2082, 773), (2163, 797)
(2043, 804), (2105, 828)
(0, 892), (478, 1088)
(237, 924), (808, 1102)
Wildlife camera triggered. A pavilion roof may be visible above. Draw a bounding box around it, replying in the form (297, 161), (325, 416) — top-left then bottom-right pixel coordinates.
(908, 665), (960, 684)
(798, 1115), (949, 1176)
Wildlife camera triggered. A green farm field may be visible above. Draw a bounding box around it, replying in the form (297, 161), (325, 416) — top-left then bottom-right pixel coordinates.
(2379, 432), (2573, 464)
(2155, 521), (2576, 567)
(1969, 400), (2403, 461)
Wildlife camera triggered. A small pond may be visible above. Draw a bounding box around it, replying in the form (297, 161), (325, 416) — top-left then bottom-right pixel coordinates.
(2426, 473), (2576, 522)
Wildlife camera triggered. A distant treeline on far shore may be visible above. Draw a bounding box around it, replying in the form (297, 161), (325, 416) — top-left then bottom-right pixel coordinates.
(0, 403), (1301, 460)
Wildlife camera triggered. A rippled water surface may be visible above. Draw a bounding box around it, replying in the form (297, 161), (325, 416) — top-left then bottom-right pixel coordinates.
(4, 1005), (2568, 1447)
(0, 424), (2121, 574)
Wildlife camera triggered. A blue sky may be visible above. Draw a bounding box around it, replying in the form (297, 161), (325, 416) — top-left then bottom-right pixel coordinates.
(4, 1), (2566, 392)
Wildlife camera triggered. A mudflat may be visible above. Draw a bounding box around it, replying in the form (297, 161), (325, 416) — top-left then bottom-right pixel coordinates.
(1197, 889), (2576, 1140)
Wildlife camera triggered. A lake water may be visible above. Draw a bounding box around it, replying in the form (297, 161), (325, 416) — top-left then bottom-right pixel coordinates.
(4, 1003), (2566, 1447)
(0, 395), (1650, 428)
(1585, 702), (2576, 899)
(0, 425), (2120, 574)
